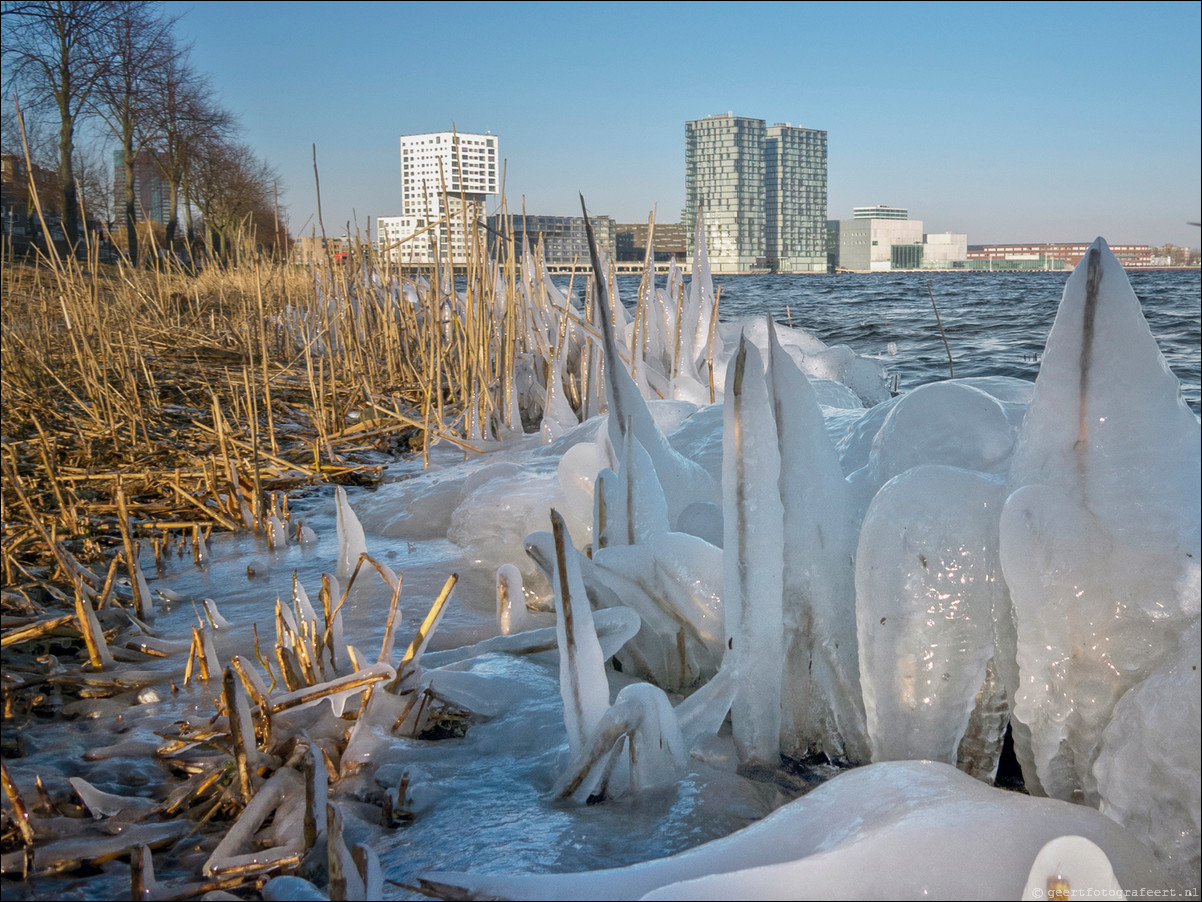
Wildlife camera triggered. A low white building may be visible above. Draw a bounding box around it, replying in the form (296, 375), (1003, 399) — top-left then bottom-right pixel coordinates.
(377, 215), (435, 266)
(828, 207), (969, 271)
(922, 232), (969, 268)
(832, 214), (924, 271)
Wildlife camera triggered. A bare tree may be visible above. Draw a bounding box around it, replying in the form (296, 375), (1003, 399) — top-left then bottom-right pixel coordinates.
(1, 0), (113, 242)
(89, 0), (177, 266)
(150, 48), (231, 248)
(0, 100), (55, 166)
(189, 136), (283, 265)
(73, 135), (113, 229)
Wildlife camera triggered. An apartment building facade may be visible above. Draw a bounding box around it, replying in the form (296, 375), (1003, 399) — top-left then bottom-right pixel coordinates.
(379, 130), (499, 266)
(764, 123), (828, 272)
(685, 113), (827, 273)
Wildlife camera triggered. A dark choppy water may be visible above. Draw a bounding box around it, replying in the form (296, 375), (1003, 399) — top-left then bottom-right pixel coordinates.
(557, 269), (1201, 414)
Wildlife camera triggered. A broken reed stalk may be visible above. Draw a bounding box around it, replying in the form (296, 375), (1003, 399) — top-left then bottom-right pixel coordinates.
(390, 573), (459, 690)
(926, 280), (954, 379)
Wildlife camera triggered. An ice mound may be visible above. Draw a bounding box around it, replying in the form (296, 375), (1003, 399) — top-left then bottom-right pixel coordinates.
(856, 465), (1010, 773)
(1094, 618), (1201, 889)
(1001, 238), (1202, 803)
(448, 463), (565, 578)
(867, 380), (1016, 483)
(424, 761), (1170, 901)
(712, 316), (891, 408)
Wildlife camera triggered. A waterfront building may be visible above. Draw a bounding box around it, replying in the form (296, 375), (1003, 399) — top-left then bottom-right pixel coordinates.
(922, 232), (969, 267)
(685, 113), (827, 273)
(378, 130), (498, 266)
(764, 124), (828, 272)
(485, 213), (615, 265)
(827, 208), (967, 271)
(615, 222), (688, 263)
(966, 243), (1152, 268)
(854, 205), (908, 221)
(685, 114), (766, 273)
(831, 207), (924, 271)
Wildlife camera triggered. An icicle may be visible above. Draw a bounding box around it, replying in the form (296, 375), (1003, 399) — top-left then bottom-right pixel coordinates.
(680, 206), (715, 381)
(201, 597), (232, 630)
(353, 844), (383, 900)
(266, 515), (287, 549)
(549, 509), (610, 758)
(327, 803), (366, 901)
(766, 318), (869, 764)
(496, 564), (529, 635)
(552, 683), (685, 801)
(69, 778), (158, 820)
(303, 741), (328, 852)
(1001, 239), (1200, 803)
(335, 487), (368, 581)
(580, 196), (718, 526)
(722, 334), (784, 767)
(203, 768), (304, 877)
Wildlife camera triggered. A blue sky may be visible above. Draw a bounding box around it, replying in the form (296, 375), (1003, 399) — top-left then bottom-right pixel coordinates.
(165, 0), (1201, 246)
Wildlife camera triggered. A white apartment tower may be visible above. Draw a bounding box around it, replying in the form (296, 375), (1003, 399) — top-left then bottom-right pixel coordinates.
(380, 131), (499, 266)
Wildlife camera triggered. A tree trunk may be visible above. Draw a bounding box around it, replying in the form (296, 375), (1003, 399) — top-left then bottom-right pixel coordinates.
(57, 108), (79, 247)
(165, 176), (180, 248)
(122, 143), (137, 266)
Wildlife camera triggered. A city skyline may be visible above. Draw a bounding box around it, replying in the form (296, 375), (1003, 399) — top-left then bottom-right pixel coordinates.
(163, 1), (1201, 247)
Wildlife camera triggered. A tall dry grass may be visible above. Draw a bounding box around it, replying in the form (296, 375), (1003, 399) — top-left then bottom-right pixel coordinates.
(0, 201), (530, 609)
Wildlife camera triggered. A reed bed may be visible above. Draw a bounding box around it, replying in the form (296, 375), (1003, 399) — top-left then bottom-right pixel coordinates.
(0, 196), (722, 894)
(0, 208), (529, 606)
(0, 193), (666, 697)
(0, 212), (527, 893)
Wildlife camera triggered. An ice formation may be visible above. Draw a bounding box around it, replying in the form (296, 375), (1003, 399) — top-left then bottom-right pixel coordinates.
(547, 509), (610, 758)
(856, 465), (1010, 773)
(334, 485), (368, 580)
(766, 319), (867, 764)
(1094, 619), (1201, 888)
(426, 761), (1169, 901)
(417, 235), (1195, 894)
(721, 335), (786, 766)
(21, 229), (1194, 901)
(1001, 239), (1201, 805)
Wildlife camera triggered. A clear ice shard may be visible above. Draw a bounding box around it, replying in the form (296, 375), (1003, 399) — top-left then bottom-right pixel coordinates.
(552, 682), (686, 802)
(766, 319), (868, 764)
(495, 563), (529, 635)
(334, 486), (368, 581)
(856, 464), (1010, 771)
(549, 509), (610, 758)
(1000, 238), (1201, 803)
(582, 200), (718, 526)
(1007, 238), (1200, 554)
(722, 334), (784, 766)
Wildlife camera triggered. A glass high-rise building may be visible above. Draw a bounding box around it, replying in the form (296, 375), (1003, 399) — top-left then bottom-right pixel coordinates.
(765, 124), (828, 273)
(685, 114), (828, 273)
(685, 114), (765, 273)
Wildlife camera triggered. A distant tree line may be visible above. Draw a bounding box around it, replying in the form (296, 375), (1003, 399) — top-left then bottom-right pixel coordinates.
(1, 0), (286, 265)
